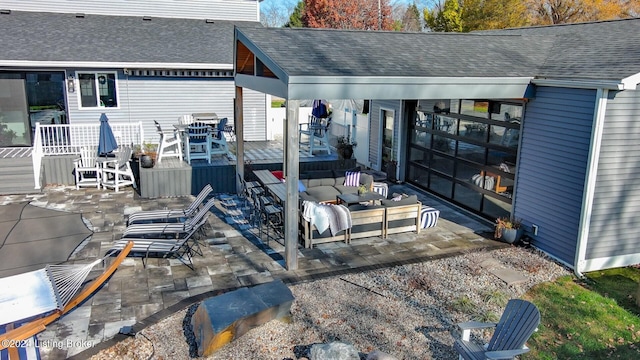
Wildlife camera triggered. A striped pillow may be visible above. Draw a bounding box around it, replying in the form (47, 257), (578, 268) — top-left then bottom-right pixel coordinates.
(344, 171), (361, 187)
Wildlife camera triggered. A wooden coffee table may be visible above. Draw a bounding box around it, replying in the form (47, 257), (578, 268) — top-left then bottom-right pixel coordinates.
(336, 192), (385, 206)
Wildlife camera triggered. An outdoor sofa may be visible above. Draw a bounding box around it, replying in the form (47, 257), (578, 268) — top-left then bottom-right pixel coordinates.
(298, 169), (374, 203)
(299, 193), (425, 248)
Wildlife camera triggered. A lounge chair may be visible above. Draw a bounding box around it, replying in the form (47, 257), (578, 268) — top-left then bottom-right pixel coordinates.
(122, 198), (215, 239)
(110, 216), (208, 270)
(127, 184), (213, 225)
(454, 299), (541, 360)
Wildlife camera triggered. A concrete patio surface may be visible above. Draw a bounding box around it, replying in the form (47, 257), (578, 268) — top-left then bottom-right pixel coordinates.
(0, 183), (507, 359)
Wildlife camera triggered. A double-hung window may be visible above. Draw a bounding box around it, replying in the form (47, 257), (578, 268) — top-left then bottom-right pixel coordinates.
(78, 72), (118, 108)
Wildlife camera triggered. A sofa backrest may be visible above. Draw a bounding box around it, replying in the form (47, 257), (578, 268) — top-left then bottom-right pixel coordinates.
(299, 169), (373, 189)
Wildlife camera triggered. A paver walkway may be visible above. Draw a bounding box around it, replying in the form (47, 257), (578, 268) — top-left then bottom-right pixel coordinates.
(0, 183), (507, 359)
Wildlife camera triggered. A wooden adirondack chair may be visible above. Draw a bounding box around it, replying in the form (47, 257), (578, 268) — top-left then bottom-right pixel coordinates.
(454, 299), (540, 360)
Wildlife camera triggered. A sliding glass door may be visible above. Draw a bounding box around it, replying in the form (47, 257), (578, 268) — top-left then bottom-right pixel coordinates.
(0, 72), (66, 147)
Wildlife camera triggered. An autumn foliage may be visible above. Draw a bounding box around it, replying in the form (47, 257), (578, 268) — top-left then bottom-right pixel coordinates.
(302, 0), (394, 30)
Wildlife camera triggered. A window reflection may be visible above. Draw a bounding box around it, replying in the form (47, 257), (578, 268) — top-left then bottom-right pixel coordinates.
(408, 99), (522, 220)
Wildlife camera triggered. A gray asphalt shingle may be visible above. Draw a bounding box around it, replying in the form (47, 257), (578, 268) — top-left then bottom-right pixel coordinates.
(238, 26), (555, 78)
(0, 10), (262, 65)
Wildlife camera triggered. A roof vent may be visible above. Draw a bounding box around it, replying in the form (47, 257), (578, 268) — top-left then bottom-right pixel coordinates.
(142, 16), (152, 21)
(205, 19), (215, 24)
(75, 13), (85, 18)
(0, 9), (11, 15)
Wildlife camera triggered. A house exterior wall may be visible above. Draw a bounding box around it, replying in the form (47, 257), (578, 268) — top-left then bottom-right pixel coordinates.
(66, 70), (266, 142)
(2, 0), (260, 21)
(369, 100), (401, 171)
(585, 89), (640, 270)
(514, 86), (596, 268)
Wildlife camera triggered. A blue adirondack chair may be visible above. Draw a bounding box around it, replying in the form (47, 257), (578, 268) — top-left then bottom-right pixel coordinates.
(454, 299), (540, 360)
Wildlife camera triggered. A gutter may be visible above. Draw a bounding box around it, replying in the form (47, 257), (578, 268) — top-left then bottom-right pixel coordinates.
(0, 60), (233, 70)
(574, 88), (609, 277)
(533, 78), (625, 90)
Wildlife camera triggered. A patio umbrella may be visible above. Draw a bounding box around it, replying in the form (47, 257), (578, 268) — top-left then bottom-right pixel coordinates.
(98, 112), (118, 156)
(0, 202), (93, 278)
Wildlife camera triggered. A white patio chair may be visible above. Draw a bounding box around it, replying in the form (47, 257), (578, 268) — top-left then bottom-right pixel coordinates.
(154, 120), (183, 164)
(185, 121), (211, 164)
(73, 146), (101, 189)
(178, 114), (194, 125)
(101, 147), (137, 192)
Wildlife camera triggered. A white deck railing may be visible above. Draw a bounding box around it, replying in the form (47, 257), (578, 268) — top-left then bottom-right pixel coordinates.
(32, 122), (144, 189)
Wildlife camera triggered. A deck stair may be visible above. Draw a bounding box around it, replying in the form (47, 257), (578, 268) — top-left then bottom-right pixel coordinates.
(0, 149), (38, 195)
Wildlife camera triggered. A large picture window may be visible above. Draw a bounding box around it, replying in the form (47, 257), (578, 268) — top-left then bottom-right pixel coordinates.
(407, 99), (523, 220)
(78, 72), (118, 108)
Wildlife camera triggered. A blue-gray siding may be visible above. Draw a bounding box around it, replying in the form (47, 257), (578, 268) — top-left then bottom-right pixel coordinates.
(65, 70), (266, 142)
(587, 89), (640, 261)
(2, 0), (259, 21)
(515, 86), (596, 267)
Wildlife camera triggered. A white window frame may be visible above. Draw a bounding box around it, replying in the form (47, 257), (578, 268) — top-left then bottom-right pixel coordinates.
(76, 71), (120, 109)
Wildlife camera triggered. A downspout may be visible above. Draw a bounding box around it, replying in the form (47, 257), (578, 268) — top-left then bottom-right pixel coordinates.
(574, 88), (608, 277)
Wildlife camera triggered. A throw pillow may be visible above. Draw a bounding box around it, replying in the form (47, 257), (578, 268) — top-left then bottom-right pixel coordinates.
(344, 170), (361, 187)
(298, 180), (306, 192)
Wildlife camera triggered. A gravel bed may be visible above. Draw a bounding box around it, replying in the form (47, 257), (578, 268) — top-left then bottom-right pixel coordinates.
(90, 247), (570, 360)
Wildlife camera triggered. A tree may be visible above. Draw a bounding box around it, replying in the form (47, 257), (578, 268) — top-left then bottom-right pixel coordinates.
(424, 0), (462, 32)
(401, 3), (423, 31)
(285, 1), (305, 27)
(526, 0), (639, 25)
(302, 0), (394, 30)
(462, 0), (529, 31)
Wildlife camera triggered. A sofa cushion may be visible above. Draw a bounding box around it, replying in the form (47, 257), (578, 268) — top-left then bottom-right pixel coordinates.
(343, 170), (361, 186)
(333, 185), (359, 195)
(381, 194), (418, 207)
(307, 177), (336, 188)
(304, 186), (341, 202)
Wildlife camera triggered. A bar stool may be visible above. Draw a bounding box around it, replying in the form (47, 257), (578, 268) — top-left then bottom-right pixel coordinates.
(258, 195), (282, 244)
(154, 120), (183, 164)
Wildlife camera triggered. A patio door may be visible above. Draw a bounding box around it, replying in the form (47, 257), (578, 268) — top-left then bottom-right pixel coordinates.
(0, 74), (30, 147)
(0, 71), (67, 147)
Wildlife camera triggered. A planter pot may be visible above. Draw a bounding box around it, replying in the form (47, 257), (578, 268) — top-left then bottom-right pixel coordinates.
(500, 228), (524, 244)
(337, 145), (353, 159)
(140, 155), (154, 168)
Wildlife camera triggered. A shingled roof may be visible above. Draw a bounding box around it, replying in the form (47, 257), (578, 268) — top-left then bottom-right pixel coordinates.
(236, 26), (555, 78)
(478, 18), (640, 82)
(0, 10), (262, 68)
(235, 18), (640, 99)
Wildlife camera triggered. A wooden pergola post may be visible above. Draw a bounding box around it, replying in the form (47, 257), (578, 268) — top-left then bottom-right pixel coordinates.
(235, 86), (244, 194)
(283, 100), (300, 270)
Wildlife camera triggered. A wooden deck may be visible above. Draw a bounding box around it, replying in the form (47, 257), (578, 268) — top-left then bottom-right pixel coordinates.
(139, 140), (355, 198)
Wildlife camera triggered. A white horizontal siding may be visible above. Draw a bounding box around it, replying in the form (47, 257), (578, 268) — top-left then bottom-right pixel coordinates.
(515, 86), (597, 267)
(587, 89), (640, 263)
(66, 70), (266, 144)
(3, 0), (259, 21)
(242, 88), (267, 141)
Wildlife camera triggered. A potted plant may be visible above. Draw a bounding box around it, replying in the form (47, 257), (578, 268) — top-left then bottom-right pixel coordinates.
(140, 141), (157, 168)
(336, 136), (356, 159)
(494, 217), (523, 244)
(358, 184), (368, 196)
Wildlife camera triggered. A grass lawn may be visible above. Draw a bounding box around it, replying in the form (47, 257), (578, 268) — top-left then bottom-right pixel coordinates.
(523, 267), (640, 359)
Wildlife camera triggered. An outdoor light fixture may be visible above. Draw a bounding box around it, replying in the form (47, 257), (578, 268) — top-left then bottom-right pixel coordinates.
(67, 75), (75, 93)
